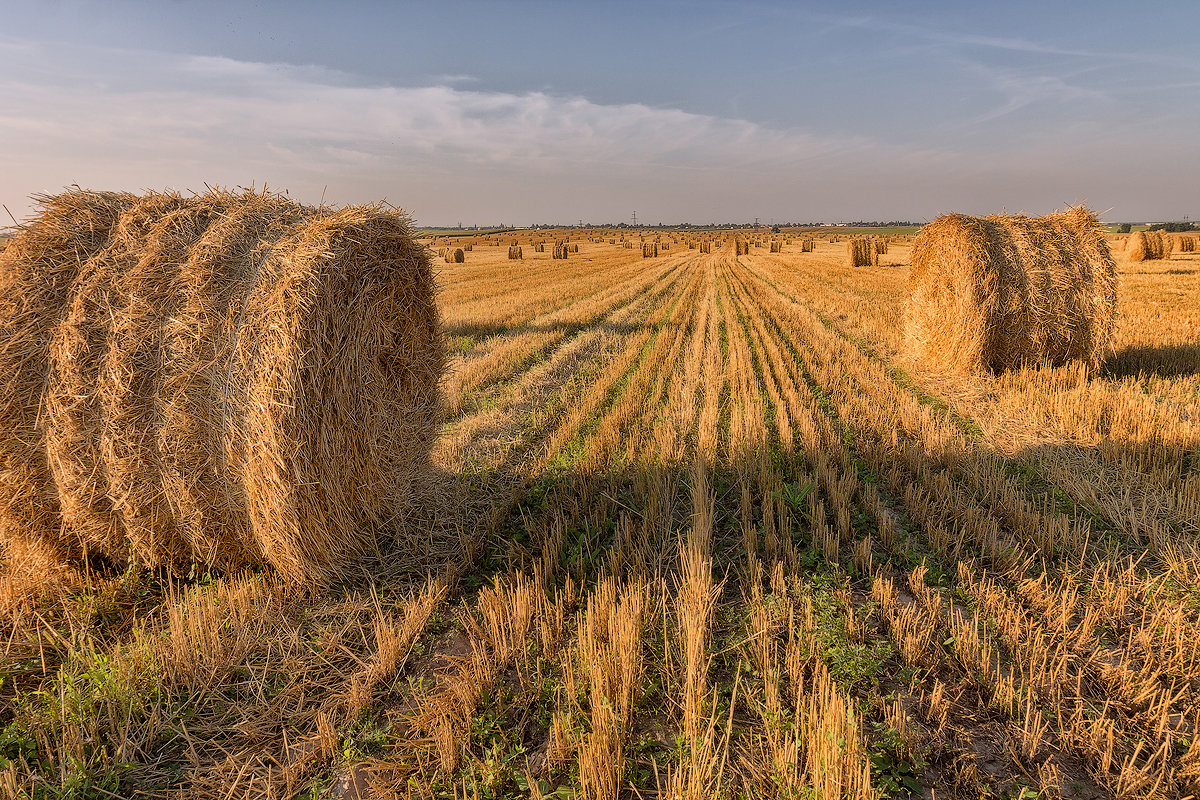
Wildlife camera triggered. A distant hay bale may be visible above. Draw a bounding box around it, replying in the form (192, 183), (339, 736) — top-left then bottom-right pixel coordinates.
(847, 239), (877, 267)
(1179, 235), (1196, 253)
(508, 245), (523, 260)
(800, 238), (814, 253)
(0, 188), (444, 586)
(642, 243), (658, 258)
(769, 240), (782, 253)
(553, 243), (569, 259)
(451, 248), (465, 263)
(570, 243), (580, 253)
(875, 239), (888, 256)
(623, 241), (633, 249)
(1127, 231), (1164, 262)
(906, 206), (1117, 373)
(734, 239), (750, 256)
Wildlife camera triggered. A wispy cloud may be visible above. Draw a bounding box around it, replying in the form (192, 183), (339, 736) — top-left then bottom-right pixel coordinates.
(962, 62), (1112, 122)
(0, 39), (939, 220)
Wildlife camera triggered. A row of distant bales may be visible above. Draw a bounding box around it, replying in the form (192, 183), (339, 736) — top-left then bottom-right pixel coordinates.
(0, 191), (1189, 589)
(428, 225), (1192, 267)
(432, 232), (874, 264)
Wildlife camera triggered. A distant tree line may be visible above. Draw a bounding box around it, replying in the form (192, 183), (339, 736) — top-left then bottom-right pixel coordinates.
(1112, 222), (1195, 233)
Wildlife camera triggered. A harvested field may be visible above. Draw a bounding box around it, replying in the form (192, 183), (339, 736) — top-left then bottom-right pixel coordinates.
(2, 227), (1199, 799)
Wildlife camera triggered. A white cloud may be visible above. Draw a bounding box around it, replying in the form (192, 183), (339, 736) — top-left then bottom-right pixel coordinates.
(0, 39), (939, 222)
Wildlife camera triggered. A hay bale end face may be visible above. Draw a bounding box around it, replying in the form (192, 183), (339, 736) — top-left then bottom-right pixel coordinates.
(0, 189), (444, 586)
(1126, 230), (1164, 262)
(906, 206), (1117, 373)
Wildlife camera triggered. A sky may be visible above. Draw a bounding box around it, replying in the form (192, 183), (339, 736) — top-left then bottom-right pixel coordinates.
(1, 1), (1197, 226)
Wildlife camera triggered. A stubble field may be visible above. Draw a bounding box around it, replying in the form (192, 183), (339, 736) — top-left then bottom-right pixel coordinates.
(2, 230), (1199, 799)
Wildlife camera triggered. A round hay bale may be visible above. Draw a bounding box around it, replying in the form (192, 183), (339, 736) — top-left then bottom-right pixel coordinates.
(451, 248), (465, 263)
(508, 245), (523, 260)
(1126, 230), (1164, 262)
(847, 238), (876, 267)
(906, 207), (1117, 373)
(1, 189), (444, 586)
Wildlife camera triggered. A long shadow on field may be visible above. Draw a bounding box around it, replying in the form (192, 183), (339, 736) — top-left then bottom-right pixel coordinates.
(444, 318), (660, 341)
(1103, 342), (1200, 379)
(388, 458), (760, 595)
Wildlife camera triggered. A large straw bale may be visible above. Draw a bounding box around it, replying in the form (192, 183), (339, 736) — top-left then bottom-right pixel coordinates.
(1, 189), (443, 586)
(847, 238), (877, 267)
(1127, 230), (1166, 262)
(906, 207), (1116, 373)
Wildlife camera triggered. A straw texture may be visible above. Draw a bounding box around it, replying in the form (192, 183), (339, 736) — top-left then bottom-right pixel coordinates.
(847, 239), (877, 267)
(1, 189), (443, 585)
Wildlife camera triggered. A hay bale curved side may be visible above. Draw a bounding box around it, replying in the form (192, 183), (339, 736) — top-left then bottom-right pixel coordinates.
(906, 207), (1117, 372)
(0, 190), (135, 559)
(156, 194), (309, 572)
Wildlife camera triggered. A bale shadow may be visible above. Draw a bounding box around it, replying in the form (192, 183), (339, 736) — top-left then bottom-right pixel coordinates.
(382, 457), (754, 595)
(1104, 343), (1200, 380)
(445, 318), (656, 341)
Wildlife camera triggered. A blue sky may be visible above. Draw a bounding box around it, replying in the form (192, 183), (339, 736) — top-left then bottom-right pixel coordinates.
(2, 1), (1196, 225)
